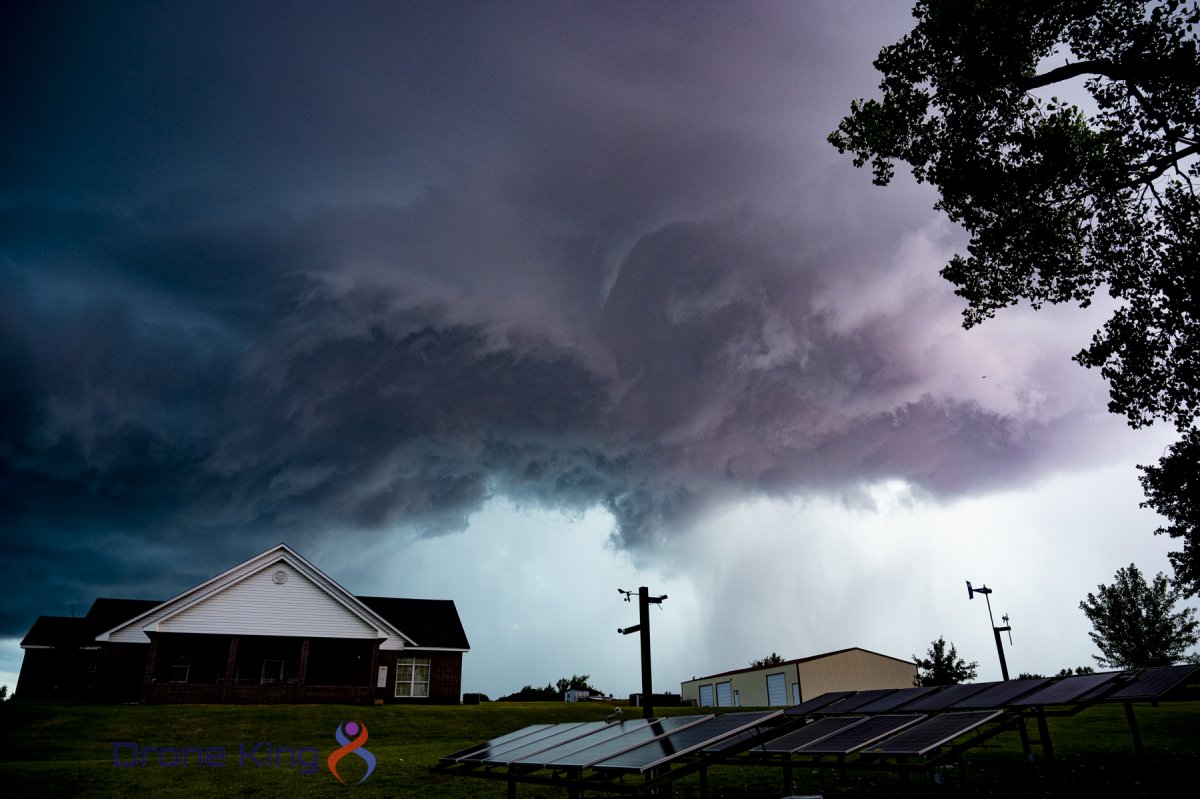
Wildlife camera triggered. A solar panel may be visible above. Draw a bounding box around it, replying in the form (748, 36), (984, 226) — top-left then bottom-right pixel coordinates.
(540, 715), (713, 770)
(439, 723), (558, 762)
(899, 681), (994, 711)
(759, 715), (869, 754)
(795, 714), (925, 755)
(512, 719), (654, 768)
(948, 678), (1049, 709)
(700, 715), (788, 755)
(1105, 664), (1200, 701)
(592, 711), (781, 772)
(853, 686), (939, 713)
(859, 711), (1003, 756)
(471, 721), (611, 765)
(784, 690), (856, 716)
(815, 689), (897, 714)
(1011, 672), (1122, 707)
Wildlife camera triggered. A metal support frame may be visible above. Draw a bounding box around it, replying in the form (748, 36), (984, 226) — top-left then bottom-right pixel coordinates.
(619, 586), (666, 720)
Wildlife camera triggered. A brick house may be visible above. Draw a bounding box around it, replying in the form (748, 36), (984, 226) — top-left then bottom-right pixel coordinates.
(16, 544), (469, 704)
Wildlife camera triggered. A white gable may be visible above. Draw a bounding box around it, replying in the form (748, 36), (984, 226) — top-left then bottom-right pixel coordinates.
(154, 563), (380, 639)
(100, 544), (412, 648)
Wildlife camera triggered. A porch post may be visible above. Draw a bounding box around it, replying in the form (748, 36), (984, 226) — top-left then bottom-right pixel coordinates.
(297, 639), (310, 702)
(221, 636), (239, 701)
(368, 641), (381, 704)
(140, 636), (159, 703)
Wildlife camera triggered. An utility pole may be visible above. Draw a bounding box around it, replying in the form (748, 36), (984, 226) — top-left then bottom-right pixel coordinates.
(618, 587), (667, 719)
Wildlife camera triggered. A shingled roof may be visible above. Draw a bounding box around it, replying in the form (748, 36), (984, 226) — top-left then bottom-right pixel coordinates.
(357, 596), (470, 650)
(20, 598), (164, 648)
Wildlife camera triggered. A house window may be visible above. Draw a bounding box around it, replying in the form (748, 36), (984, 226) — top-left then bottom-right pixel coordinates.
(395, 657), (431, 698)
(260, 659), (299, 684)
(169, 655), (191, 684)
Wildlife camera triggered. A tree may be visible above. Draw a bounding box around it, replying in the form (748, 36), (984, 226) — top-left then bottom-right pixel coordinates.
(1055, 665), (1097, 676)
(913, 635), (979, 686)
(555, 674), (596, 693)
(1079, 562), (1199, 667)
(749, 653), (785, 668)
(830, 0), (1200, 594)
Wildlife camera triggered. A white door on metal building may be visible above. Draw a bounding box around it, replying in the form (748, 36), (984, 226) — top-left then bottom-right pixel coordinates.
(698, 683), (714, 707)
(791, 682), (800, 705)
(766, 673), (787, 706)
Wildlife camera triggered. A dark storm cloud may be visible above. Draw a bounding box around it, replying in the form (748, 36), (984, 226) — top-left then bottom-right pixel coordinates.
(0, 2), (1104, 633)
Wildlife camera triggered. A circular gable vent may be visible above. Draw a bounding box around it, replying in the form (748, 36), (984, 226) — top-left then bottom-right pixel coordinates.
(272, 569), (288, 585)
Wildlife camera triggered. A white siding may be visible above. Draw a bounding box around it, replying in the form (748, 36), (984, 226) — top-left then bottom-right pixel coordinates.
(155, 564), (380, 639)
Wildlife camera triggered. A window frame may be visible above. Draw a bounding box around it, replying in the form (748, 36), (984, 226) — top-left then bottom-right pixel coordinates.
(394, 656), (432, 698)
(260, 659), (299, 684)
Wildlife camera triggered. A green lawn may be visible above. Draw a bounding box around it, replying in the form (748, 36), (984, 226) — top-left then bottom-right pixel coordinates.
(1, 700), (1196, 797)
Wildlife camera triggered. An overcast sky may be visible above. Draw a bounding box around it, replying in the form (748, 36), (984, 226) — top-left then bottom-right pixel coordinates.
(1, 1), (1192, 699)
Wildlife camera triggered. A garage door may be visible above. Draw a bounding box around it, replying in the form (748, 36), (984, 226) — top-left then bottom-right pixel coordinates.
(716, 681), (733, 707)
(766, 673), (787, 706)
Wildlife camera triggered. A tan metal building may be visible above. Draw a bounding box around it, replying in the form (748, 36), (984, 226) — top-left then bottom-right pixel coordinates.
(680, 647), (916, 708)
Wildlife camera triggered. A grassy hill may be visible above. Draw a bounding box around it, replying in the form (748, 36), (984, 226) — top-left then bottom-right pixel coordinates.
(1, 699), (1196, 797)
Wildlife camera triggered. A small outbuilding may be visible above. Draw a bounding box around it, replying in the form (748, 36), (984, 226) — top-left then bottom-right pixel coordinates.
(681, 647), (916, 708)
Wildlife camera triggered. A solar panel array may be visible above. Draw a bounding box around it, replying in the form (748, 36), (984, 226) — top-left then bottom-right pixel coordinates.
(784, 666), (1194, 718)
(438, 665), (1198, 794)
(442, 712), (783, 774)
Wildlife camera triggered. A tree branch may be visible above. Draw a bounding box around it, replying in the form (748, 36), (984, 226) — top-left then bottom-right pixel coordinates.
(1019, 59), (1123, 89)
(1135, 142), (1200, 184)
(1019, 56), (1200, 90)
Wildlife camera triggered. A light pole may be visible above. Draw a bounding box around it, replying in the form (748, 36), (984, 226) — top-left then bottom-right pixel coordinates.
(966, 581), (1011, 681)
(618, 587), (667, 719)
